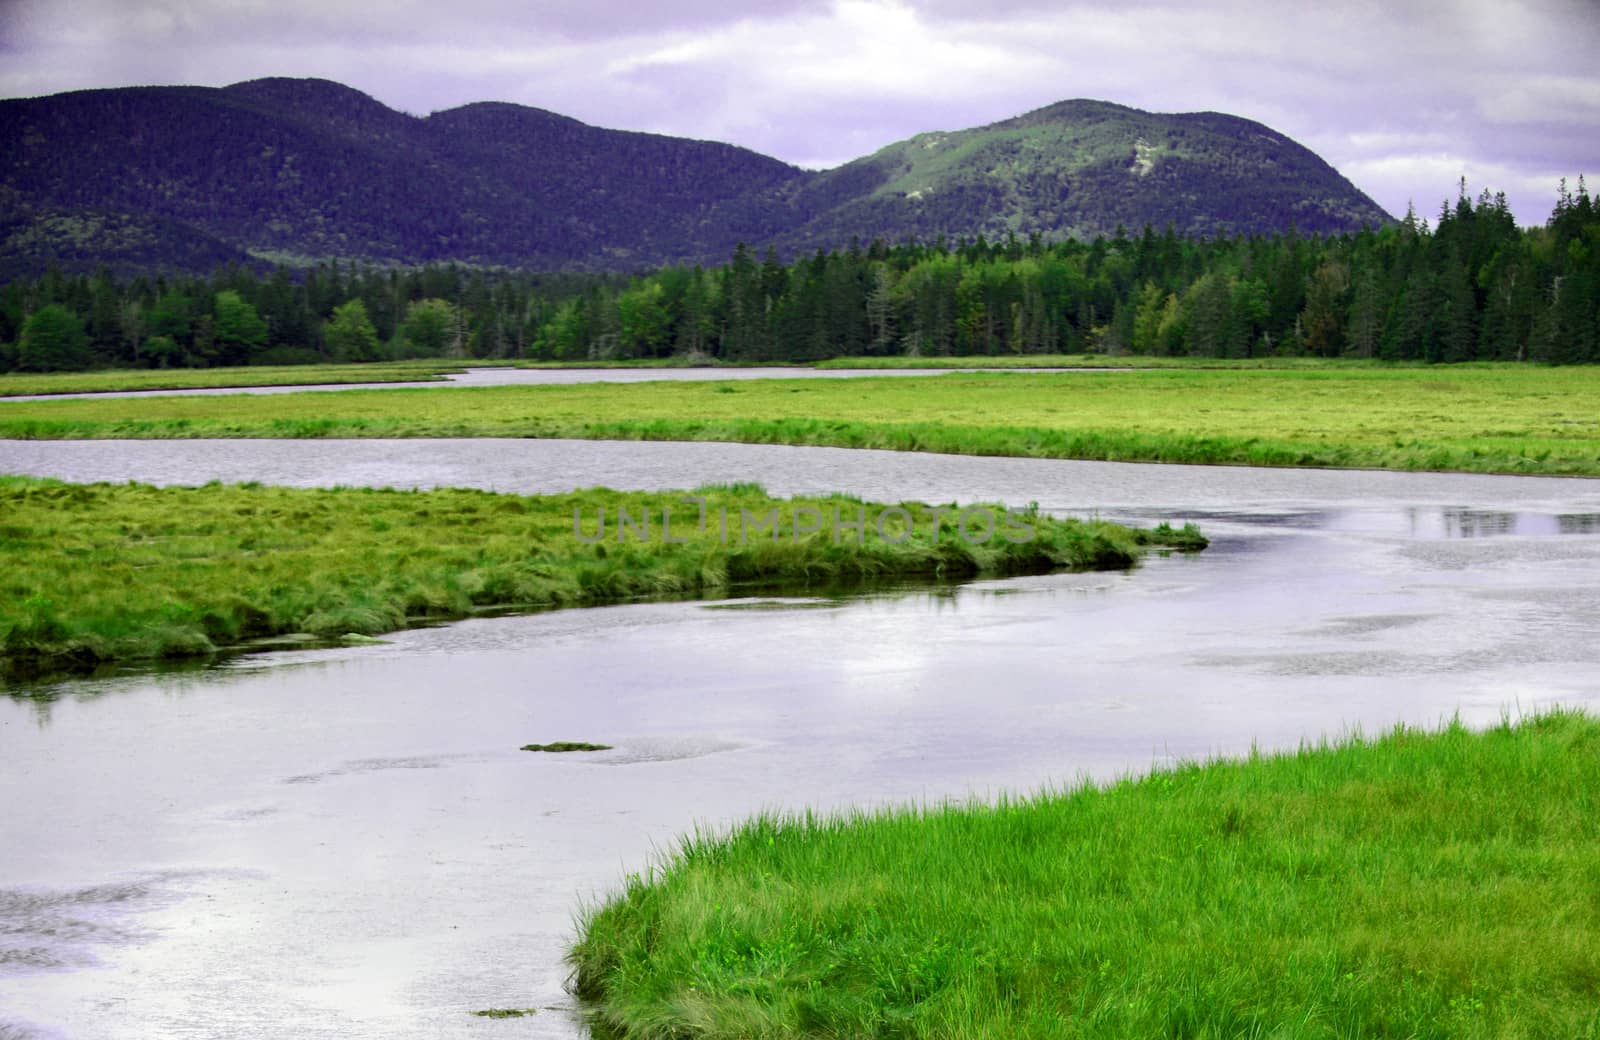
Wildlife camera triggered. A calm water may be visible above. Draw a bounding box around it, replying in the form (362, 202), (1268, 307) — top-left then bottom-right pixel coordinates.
(3, 439), (1600, 1040)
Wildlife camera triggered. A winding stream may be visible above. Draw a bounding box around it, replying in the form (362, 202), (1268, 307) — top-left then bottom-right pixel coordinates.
(3, 439), (1600, 1039)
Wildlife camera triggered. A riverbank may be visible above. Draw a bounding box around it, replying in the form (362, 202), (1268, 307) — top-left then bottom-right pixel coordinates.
(0, 477), (1202, 681)
(570, 710), (1600, 1039)
(3, 366), (1598, 475)
(813, 354), (1489, 369)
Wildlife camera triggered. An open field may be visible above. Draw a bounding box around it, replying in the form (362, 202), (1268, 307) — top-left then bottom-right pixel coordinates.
(4, 366), (1600, 475)
(0, 476), (1200, 679)
(570, 711), (1600, 1040)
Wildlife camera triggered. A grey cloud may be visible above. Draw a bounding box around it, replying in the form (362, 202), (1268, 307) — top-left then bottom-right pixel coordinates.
(0, 0), (1595, 227)
(1, 0), (824, 50)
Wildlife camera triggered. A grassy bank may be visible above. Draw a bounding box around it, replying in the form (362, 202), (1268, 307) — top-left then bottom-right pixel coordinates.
(0, 359), (468, 397)
(3, 366), (1600, 475)
(570, 711), (1600, 1040)
(0, 477), (1201, 680)
(812, 354), (1452, 370)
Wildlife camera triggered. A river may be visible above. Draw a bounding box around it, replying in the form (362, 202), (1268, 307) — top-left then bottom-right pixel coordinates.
(3, 439), (1599, 1039)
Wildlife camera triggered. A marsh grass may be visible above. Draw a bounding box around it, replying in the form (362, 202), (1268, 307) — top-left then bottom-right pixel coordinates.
(522, 742), (613, 753)
(569, 711), (1600, 1040)
(4, 366), (1599, 475)
(0, 360), (466, 397)
(0, 477), (1197, 679)
(813, 354), (1445, 370)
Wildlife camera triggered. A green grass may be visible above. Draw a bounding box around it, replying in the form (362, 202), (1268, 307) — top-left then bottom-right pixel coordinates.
(569, 711), (1600, 1040)
(4, 366), (1600, 475)
(508, 357), (800, 369)
(522, 742), (614, 753)
(0, 359), (467, 397)
(812, 354), (1494, 370)
(0, 477), (1199, 680)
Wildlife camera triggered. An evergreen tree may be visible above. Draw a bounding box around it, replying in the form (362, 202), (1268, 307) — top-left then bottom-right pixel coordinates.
(1299, 263), (1349, 357)
(1345, 266), (1381, 358)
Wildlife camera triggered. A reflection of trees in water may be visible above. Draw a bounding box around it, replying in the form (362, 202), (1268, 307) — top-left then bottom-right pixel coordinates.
(1440, 509), (1518, 538)
(1558, 514), (1600, 534)
(7, 653), (297, 726)
(1428, 509), (1600, 538)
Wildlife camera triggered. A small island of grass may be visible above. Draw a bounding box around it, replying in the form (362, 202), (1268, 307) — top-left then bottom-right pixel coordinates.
(0, 477), (1202, 682)
(469, 1007), (539, 1018)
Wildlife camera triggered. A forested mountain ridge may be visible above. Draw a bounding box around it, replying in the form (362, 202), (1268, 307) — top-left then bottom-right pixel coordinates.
(0, 78), (801, 275)
(1, 79), (1393, 275)
(733, 100), (1393, 254)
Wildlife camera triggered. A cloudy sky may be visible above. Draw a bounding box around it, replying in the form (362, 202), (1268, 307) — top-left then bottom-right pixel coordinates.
(3, 0), (1597, 226)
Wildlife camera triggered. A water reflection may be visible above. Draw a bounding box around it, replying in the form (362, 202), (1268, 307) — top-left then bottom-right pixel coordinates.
(1559, 513), (1600, 534)
(1429, 508), (1600, 538)
(1314, 506), (1600, 539)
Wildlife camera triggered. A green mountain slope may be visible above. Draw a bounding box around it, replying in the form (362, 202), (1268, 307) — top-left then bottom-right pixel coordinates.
(0, 82), (1391, 274)
(757, 100), (1392, 250)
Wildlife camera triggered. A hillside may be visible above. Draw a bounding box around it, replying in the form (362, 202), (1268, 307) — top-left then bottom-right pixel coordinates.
(759, 100), (1393, 249)
(0, 80), (1391, 274)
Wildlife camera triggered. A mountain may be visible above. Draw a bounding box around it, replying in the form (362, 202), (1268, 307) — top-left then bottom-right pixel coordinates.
(0, 80), (1391, 275)
(750, 100), (1393, 252)
(0, 79), (802, 276)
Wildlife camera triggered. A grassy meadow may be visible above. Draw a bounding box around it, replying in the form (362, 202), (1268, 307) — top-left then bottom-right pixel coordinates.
(3, 365), (1600, 475)
(570, 711), (1600, 1040)
(0, 476), (1200, 679)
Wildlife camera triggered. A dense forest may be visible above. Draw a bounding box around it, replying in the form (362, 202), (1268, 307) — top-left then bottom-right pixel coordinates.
(4, 181), (1597, 372)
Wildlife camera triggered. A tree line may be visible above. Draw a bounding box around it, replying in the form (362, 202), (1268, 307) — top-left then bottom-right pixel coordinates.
(4, 180), (1596, 372)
